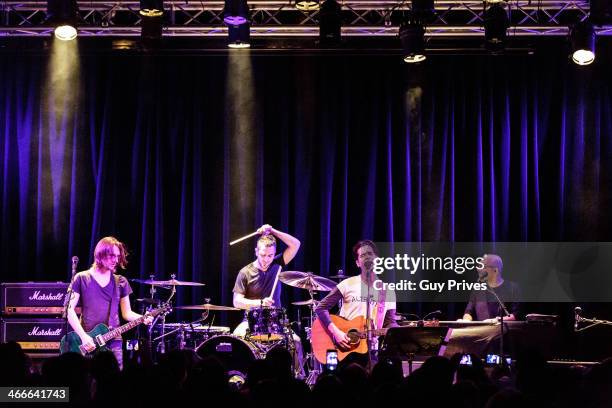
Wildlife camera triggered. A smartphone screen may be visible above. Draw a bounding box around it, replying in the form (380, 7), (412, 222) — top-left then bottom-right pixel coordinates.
(326, 349), (338, 371)
(459, 354), (472, 366)
(486, 354), (501, 365)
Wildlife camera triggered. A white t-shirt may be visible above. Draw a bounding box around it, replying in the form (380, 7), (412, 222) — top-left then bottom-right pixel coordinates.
(337, 276), (396, 329)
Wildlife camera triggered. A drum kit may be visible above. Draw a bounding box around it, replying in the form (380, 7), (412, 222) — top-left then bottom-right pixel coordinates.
(131, 270), (340, 385)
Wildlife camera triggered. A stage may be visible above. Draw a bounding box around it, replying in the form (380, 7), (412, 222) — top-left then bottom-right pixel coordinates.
(1, 1), (612, 406)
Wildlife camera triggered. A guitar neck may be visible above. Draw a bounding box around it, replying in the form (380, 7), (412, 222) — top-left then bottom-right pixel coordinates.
(100, 316), (145, 343)
(98, 305), (166, 343)
(359, 328), (388, 338)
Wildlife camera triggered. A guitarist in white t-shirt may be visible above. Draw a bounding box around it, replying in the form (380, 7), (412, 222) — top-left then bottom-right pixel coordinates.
(314, 240), (398, 366)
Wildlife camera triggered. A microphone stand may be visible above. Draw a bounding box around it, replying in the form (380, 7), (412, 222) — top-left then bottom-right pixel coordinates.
(574, 313), (612, 332)
(62, 256), (79, 342)
(365, 265), (374, 371)
(486, 285), (510, 366)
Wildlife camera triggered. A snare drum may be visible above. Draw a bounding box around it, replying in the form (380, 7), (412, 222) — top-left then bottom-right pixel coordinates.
(246, 306), (288, 342)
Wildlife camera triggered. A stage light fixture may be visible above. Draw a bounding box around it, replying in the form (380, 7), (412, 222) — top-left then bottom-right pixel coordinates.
(484, 1), (509, 52)
(295, 0), (320, 11)
(570, 21), (596, 66)
(224, 0), (250, 26)
(47, 0), (78, 41)
(140, 0), (164, 41)
(399, 20), (426, 63)
(227, 23), (251, 48)
(319, 0), (342, 46)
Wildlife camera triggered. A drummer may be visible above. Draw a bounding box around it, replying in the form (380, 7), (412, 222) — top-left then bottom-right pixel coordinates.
(232, 224), (304, 376)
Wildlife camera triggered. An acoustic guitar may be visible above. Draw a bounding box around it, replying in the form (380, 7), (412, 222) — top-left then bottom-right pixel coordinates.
(60, 303), (171, 355)
(311, 314), (388, 364)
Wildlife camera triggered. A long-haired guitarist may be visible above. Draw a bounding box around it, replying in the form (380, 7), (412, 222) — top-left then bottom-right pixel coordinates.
(66, 236), (152, 368)
(314, 240), (398, 364)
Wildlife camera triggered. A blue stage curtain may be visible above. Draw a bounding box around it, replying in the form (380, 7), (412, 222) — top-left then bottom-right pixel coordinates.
(0, 50), (610, 322)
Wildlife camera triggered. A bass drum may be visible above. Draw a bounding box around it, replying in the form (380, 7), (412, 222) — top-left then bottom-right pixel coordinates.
(196, 335), (263, 384)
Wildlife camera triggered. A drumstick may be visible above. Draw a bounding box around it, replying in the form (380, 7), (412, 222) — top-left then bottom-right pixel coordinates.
(269, 267), (281, 302)
(229, 231), (259, 246)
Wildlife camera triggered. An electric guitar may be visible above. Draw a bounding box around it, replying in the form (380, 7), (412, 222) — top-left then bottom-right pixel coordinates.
(311, 315), (388, 364)
(60, 303), (171, 355)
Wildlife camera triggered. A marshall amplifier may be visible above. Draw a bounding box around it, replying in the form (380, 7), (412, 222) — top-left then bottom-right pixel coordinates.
(0, 318), (66, 352)
(1, 282), (80, 315)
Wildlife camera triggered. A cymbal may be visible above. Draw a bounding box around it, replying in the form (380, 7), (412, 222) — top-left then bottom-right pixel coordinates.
(131, 278), (205, 287)
(329, 274), (349, 280)
(175, 304), (240, 311)
(291, 299), (320, 306)
(279, 271), (336, 292)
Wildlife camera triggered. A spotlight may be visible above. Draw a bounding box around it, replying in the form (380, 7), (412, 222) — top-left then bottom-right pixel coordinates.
(47, 0), (78, 40)
(399, 20), (426, 63)
(484, 1), (509, 52)
(570, 21), (596, 66)
(295, 0), (320, 11)
(140, 0), (164, 41)
(224, 0), (250, 26)
(228, 23), (251, 48)
(319, 0), (342, 46)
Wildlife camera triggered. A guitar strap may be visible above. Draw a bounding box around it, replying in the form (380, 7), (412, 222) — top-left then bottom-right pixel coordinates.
(107, 274), (120, 329)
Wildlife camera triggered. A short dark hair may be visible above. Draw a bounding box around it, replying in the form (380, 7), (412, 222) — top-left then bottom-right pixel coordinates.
(352, 240), (379, 261)
(257, 235), (277, 249)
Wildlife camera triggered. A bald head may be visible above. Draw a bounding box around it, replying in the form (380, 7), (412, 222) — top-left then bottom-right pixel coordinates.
(483, 254), (503, 277)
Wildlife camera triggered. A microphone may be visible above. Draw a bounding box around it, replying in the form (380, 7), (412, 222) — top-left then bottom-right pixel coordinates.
(63, 256), (79, 319)
(478, 271), (488, 283)
(574, 306), (582, 332)
(423, 310), (442, 320)
(71, 256), (79, 277)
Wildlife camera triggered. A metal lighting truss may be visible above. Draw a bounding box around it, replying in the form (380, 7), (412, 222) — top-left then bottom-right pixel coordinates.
(0, 0), (610, 37)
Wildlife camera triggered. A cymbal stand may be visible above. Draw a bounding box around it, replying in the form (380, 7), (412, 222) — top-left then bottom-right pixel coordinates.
(154, 283), (177, 356)
(144, 275), (158, 357)
(304, 288), (322, 386)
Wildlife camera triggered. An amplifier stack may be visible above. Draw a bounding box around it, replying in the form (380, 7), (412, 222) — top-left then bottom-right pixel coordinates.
(0, 282), (75, 355)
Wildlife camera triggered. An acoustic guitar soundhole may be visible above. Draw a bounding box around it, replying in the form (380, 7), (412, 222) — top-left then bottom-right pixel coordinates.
(347, 329), (360, 345)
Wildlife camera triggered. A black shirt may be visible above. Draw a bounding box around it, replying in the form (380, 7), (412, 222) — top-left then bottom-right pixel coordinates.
(232, 257), (286, 306)
(464, 280), (521, 320)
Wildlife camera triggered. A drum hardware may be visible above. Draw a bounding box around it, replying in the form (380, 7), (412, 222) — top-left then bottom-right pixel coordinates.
(329, 269), (349, 280)
(291, 299), (320, 307)
(278, 272), (328, 384)
(132, 275), (209, 355)
(152, 320), (231, 351)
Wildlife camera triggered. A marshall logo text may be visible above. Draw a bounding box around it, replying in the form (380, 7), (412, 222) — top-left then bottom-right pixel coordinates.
(28, 326), (63, 336)
(28, 291), (65, 301)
